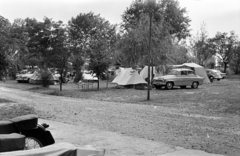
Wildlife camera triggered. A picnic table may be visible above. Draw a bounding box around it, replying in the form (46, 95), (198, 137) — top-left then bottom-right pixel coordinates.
(77, 80), (97, 90)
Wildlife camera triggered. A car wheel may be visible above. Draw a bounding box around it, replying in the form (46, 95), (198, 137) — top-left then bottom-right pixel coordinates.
(209, 76), (214, 83)
(180, 86), (186, 89)
(165, 82), (173, 90)
(155, 85), (162, 90)
(217, 79), (220, 81)
(191, 82), (199, 89)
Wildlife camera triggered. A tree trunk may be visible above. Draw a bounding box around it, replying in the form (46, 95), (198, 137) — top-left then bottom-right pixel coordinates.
(106, 71), (109, 89)
(223, 62), (228, 73)
(59, 68), (64, 91)
(60, 81), (62, 91)
(97, 75), (100, 89)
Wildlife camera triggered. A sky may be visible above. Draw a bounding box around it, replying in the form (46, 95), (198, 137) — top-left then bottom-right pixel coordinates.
(0, 0), (239, 38)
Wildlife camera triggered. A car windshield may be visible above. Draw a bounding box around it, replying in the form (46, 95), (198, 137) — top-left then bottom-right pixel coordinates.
(168, 70), (179, 75)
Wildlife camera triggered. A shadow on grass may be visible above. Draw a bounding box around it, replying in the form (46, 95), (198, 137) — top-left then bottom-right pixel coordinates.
(0, 98), (13, 103)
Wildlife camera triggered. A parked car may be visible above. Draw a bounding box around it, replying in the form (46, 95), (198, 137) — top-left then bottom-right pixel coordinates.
(82, 70), (98, 82)
(16, 71), (34, 83)
(152, 68), (204, 89)
(205, 69), (223, 82)
(215, 69), (227, 79)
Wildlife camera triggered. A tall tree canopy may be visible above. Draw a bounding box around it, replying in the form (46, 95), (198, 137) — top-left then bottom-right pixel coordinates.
(88, 16), (116, 89)
(208, 31), (238, 72)
(116, 0), (189, 68)
(0, 16), (28, 78)
(229, 42), (240, 74)
(68, 12), (116, 86)
(68, 12), (99, 82)
(121, 0), (191, 41)
(190, 23), (216, 67)
(0, 16), (10, 77)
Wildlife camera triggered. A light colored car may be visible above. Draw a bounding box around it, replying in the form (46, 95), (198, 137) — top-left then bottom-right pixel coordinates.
(82, 70), (98, 81)
(152, 68), (204, 89)
(16, 71), (34, 83)
(205, 69), (223, 82)
(213, 69), (227, 79)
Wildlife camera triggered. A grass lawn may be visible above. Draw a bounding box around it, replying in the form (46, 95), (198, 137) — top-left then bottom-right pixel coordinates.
(1, 75), (240, 155)
(1, 75), (240, 116)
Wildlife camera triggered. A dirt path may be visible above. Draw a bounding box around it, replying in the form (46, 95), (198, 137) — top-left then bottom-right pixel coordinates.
(0, 87), (229, 155)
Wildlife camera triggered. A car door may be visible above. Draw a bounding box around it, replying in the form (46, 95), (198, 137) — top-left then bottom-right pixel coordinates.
(176, 71), (188, 86)
(187, 70), (196, 85)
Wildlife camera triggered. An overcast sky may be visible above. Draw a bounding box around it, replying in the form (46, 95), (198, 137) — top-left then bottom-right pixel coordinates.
(0, 0), (239, 38)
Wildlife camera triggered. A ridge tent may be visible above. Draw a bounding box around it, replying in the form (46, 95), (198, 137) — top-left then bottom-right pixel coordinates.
(140, 66), (157, 80)
(29, 69), (59, 84)
(112, 68), (147, 86)
(173, 63), (210, 83)
(112, 67), (129, 84)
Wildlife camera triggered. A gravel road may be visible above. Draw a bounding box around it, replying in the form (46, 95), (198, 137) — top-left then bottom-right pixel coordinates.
(0, 86), (239, 156)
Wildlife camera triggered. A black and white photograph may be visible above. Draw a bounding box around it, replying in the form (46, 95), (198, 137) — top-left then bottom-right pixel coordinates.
(0, 0), (240, 155)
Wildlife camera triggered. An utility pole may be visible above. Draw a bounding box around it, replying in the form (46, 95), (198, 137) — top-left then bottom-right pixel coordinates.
(147, 11), (152, 100)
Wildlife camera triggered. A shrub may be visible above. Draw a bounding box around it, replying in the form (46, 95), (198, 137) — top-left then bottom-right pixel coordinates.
(74, 71), (83, 83)
(40, 70), (53, 87)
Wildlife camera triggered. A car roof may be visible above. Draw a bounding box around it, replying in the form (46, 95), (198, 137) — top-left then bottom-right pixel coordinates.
(206, 69), (218, 72)
(173, 68), (193, 72)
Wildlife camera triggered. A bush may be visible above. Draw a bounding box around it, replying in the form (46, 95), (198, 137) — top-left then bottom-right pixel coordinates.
(41, 70), (53, 87)
(74, 71), (83, 83)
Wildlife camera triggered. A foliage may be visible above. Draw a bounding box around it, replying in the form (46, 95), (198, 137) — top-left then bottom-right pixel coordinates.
(118, 10), (173, 69)
(208, 31), (238, 72)
(229, 43), (240, 74)
(117, 0), (191, 71)
(24, 17), (70, 89)
(69, 13), (116, 88)
(0, 52), (8, 78)
(0, 16), (30, 78)
(168, 40), (189, 64)
(68, 12), (98, 82)
(0, 16), (11, 77)
(190, 23), (215, 66)
(121, 0), (191, 41)
(40, 69), (52, 87)
(87, 15), (117, 89)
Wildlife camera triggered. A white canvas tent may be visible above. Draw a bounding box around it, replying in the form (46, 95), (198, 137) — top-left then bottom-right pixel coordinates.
(173, 63), (210, 83)
(140, 66), (157, 80)
(112, 68), (147, 85)
(29, 69), (58, 84)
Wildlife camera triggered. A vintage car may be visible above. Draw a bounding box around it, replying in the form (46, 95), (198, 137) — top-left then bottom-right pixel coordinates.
(205, 69), (223, 82)
(16, 71), (34, 83)
(152, 68), (204, 89)
(216, 70), (227, 79)
(211, 69), (227, 79)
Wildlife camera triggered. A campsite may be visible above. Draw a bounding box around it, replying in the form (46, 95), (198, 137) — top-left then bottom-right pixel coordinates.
(0, 74), (240, 155)
(1, 0), (240, 155)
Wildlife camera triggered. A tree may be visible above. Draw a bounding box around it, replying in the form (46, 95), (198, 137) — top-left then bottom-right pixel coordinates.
(88, 15), (116, 89)
(121, 0), (191, 41)
(68, 12), (99, 82)
(208, 31), (238, 72)
(44, 21), (69, 91)
(169, 40), (189, 64)
(0, 16), (27, 79)
(229, 43), (240, 74)
(0, 16), (10, 78)
(190, 23), (215, 66)
(25, 17), (69, 87)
